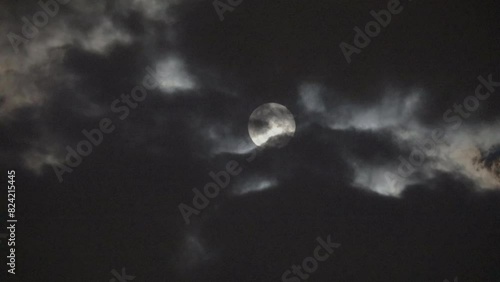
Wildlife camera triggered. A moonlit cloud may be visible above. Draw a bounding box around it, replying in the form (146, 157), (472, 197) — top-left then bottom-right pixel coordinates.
(80, 18), (132, 54)
(298, 82), (326, 113)
(328, 89), (422, 131)
(155, 56), (196, 93)
(232, 176), (278, 195)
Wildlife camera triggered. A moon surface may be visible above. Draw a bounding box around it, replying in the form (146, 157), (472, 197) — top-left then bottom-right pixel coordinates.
(248, 103), (296, 148)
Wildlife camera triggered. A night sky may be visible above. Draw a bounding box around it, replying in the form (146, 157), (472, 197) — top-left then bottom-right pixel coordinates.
(1, 0), (500, 281)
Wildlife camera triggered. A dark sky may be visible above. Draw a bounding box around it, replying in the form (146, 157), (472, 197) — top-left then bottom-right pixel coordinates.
(1, 0), (500, 281)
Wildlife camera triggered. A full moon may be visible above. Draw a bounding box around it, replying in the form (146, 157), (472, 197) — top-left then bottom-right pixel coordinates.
(248, 103), (296, 148)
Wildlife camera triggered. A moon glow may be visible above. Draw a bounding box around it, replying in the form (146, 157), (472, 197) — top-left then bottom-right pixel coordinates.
(248, 103), (296, 148)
